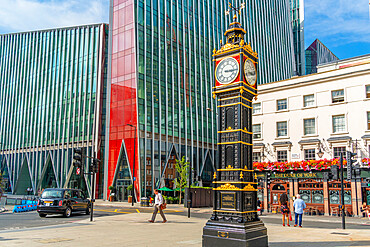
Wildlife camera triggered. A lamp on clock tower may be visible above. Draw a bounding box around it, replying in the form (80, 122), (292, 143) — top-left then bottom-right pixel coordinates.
(202, 3), (268, 247)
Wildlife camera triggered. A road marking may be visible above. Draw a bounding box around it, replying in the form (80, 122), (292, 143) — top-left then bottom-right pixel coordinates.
(136, 209), (140, 213)
(94, 209), (130, 214)
(114, 209), (118, 212)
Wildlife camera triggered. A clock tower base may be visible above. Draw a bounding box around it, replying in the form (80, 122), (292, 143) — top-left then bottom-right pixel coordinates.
(202, 220), (268, 247)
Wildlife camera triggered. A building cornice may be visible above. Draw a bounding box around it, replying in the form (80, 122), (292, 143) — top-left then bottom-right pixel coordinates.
(257, 62), (370, 94)
(0, 23), (108, 36)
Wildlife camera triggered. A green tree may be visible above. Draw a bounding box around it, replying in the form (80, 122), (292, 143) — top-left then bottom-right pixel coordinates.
(174, 156), (189, 204)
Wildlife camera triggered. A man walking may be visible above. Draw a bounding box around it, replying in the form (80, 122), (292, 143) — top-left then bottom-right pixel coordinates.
(149, 189), (167, 223)
(293, 194), (306, 227)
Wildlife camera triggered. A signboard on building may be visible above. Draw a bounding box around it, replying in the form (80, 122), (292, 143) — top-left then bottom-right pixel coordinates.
(291, 153), (300, 159)
(271, 172), (321, 179)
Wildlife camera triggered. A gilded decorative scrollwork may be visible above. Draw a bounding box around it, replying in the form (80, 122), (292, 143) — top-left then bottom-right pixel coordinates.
(213, 39), (258, 58)
(216, 183), (238, 190)
(243, 184), (257, 191)
(214, 183), (257, 191)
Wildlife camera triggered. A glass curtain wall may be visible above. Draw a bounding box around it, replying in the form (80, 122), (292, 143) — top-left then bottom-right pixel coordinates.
(290, 0), (305, 76)
(136, 0), (221, 196)
(305, 39), (339, 74)
(234, 0), (297, 84)
(0, 24), (108, 197)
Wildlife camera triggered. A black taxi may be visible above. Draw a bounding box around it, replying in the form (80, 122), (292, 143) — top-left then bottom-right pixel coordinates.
(37, 188), (90, 218)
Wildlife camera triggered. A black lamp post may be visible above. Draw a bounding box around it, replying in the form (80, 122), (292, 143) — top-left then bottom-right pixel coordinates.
(127, 124), (137, 206)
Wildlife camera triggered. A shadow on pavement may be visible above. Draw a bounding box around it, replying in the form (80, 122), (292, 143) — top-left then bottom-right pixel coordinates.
(138, 221), (197, 224)
(270, 241), (370, 247)
(0, 237), (16, 241)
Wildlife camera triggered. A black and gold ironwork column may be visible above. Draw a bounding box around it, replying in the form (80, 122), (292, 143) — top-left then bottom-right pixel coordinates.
(202, 4), (268, 247)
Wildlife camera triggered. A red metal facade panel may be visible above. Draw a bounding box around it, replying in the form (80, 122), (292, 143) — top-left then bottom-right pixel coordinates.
(108, 0), (139, 199)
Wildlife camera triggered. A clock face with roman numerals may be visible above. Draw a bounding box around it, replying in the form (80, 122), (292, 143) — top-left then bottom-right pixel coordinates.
(244, 59), (257, 86)
(215, 57), (239, 84)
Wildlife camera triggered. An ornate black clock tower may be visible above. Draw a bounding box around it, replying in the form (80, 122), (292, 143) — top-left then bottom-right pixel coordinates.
(202, 4), (268, 247)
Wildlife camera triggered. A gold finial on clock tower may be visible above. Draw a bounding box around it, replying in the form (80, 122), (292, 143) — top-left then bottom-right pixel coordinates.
(225, 2), (246, 21)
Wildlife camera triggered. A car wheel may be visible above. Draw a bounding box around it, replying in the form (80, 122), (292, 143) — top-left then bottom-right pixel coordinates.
(64, 207), (72, 218)
(86, 205), (90, 215)
(39, 213), (47, 218)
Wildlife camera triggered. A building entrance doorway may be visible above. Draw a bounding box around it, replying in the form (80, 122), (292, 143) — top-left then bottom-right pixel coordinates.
(117, 185), (128, 202)
(269, 180), (289, 212)
(116, 179), (131, 202)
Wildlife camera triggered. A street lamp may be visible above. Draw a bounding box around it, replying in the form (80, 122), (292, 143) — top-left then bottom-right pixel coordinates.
(317, 146), (324, 159)
(127, 124), (137, 206)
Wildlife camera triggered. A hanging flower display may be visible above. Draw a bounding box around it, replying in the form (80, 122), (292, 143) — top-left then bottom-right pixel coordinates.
(253, 158), (350, 172)
(362, 158), (370, 166)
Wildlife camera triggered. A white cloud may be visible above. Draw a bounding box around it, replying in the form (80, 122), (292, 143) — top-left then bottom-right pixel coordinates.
(0, 0), (109, 33)
(305, 0), (370, 47)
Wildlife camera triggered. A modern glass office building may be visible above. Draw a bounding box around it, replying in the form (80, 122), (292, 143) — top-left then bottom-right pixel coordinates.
(239, 0), (298, 84)
(290, 0), (305, 76)
(305, 39), (339, 74)
(0, 24), (108, 197)
(105, 0), (300, 200)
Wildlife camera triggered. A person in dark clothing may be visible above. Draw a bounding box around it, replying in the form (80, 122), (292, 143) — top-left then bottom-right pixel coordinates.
(279, 193), (290, 226)
(257, 198), (262, 215)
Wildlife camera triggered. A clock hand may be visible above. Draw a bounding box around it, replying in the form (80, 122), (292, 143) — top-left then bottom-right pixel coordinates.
(224, 69), (237, 73)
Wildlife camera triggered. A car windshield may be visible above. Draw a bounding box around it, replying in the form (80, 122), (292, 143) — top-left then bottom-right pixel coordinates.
(41, 190), (63, 199)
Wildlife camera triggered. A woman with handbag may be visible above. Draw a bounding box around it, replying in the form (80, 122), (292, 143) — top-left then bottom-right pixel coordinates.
(148, 189), (167, 223)
(279, 193), (290, 227)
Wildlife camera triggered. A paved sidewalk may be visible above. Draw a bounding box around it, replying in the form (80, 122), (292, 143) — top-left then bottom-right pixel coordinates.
(1, 209), (370, 247)
(260, 212), (370, 226)
(95, 199), (370, 225)
(94, 199), (212, 213)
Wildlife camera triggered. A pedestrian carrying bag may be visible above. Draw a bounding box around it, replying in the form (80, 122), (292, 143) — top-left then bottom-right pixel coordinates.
(160, 203), (167, 210)
(289, 212), (292, 221)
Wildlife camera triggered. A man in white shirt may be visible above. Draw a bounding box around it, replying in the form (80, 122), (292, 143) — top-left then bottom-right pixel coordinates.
(149, 189), (167, 223)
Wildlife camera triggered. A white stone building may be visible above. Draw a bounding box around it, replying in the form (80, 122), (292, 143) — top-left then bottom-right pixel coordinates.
(252, 54), (370, 163)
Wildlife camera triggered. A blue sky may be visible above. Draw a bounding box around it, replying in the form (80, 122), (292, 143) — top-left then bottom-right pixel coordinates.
(0, 0), (369, 60)
(305, 0), (370, 59)
(0, 0), (110, 34)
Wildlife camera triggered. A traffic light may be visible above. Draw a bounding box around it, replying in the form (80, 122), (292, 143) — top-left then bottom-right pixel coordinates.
(73, 148), (83, 168)
(266, 173), (271, 184)
(362, 178), (370, 188)
(330, 165), (338, 180)
(92, 159), (100, 173)
(365, 178), (370, 187)
(346, 151), (357, 181)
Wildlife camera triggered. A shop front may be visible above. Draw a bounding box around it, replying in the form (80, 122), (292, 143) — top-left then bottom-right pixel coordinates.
(257, 169), (370, 216)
